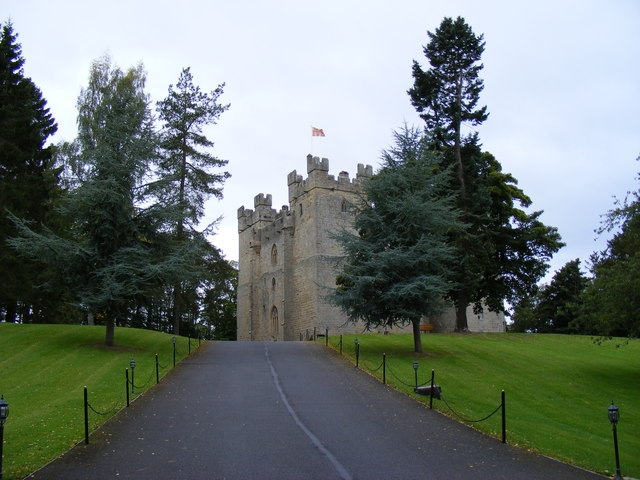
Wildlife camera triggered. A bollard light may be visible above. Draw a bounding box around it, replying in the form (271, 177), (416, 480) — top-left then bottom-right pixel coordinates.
(412, 361), (419, 390)
(608, 402), (623, 480)
(0, 396), (8, 425)
(608, 402), (619, 425)
(0, 394), (8, 480)
(129, 359), (136, 395)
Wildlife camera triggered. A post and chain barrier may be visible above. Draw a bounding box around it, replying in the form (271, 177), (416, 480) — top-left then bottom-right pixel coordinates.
(82, 336), (200, 444)
(320, 332), (507, 443)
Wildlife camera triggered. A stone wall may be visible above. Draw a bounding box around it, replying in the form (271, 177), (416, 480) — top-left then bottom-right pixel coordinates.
(237, 155), (505, 341)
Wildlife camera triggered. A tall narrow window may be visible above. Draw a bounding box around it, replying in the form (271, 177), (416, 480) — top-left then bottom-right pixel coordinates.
(270, 306), (279, 336)
(341, 198), (348, 212)
(271, 244), (278, 265)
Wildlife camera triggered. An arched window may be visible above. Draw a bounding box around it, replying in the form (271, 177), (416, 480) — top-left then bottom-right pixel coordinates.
(271, 277), (276, 290)
(271, 244), (278, 265)
(341, 198), (348, 212)
(270, 306), (279, 336)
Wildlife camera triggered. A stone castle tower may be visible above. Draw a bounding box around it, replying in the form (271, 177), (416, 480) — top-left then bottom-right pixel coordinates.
(237, 155), (505, 341)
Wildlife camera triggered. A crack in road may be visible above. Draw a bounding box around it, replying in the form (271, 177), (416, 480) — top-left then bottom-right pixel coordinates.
(264, 344), (352, 480)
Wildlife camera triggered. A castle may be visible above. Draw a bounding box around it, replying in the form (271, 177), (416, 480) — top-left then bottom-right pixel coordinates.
(236, 155), (505, 341)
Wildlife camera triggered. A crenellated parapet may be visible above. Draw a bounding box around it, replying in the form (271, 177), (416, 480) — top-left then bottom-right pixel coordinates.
(288, 154), (372, 203)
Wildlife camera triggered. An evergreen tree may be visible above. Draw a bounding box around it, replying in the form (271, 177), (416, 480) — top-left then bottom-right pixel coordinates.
(0, 21), (60, 322)
(576, 171), (640, 337)
(10, 57), (162, 345)
(408, 16), (488, 202)
(409, 17), (562, 329)
(155, 67), (230, 335)
(511, 259), (587, 333)
(331, 126), (461, 353)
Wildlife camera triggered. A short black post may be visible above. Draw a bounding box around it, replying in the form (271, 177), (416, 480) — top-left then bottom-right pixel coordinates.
(0, 394), (8, 479)
(325, 327), (329, 346)
(429, 370), (435, 409)
(383, 353), (386, 384)
(339, 335), (343, 354)
(125, 369), (130, 407)
(84, 387), (89, 445)
(412, 361), (419, 390)
(354, 339), (360, 368)
(0, 422), (3, 480)
(188, 334), (191, 355)
(172, 336), (176, 367)
(155, 354), (159, 384)
(501, 390), (506, 444)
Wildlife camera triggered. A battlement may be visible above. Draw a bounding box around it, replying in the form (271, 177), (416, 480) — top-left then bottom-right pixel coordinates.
(288, 155), (372, 203)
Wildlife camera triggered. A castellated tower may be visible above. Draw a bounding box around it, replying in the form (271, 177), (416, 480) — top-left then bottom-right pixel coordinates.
(237, 155), (505, 341)
(237, 155), (378, 341)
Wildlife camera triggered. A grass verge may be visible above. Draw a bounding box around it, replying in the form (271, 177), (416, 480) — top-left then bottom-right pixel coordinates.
(320, 332), (639, 478)
(0, 323), (196, 480)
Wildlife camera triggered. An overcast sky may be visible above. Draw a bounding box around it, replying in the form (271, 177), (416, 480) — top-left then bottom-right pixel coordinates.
(5, 0), (640, 283)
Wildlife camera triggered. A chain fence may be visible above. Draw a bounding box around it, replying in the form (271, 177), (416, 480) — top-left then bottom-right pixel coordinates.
(82, 335), (201, 445)
(321, 333), (507, 443)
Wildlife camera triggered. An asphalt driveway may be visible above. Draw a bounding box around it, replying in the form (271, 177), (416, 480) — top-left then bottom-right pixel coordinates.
(26, 341), (605, 480)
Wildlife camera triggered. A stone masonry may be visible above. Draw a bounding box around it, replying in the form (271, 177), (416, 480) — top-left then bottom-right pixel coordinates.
(237, 155), (505, 341)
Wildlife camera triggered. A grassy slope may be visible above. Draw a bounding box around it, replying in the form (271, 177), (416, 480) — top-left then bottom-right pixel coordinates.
(325, 333), (639, 478)
(1, 326), (637, 478)
(0, 324), (194, 480)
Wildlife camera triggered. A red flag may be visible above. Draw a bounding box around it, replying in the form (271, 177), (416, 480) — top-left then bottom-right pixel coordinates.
(311, 126), (325, 137)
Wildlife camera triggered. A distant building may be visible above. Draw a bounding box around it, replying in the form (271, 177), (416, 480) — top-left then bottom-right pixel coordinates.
(237, 155), (504, 341)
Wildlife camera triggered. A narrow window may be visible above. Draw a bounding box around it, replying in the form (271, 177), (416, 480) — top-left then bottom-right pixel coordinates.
(270, 306), (279, 336)
(271, 244), (278, 265)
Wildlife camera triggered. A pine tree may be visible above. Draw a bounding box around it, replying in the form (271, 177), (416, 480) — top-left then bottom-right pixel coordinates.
(409, 17), (562, 329)
(331, 126), (461, 353)
(155, 67), (230, 335)
(0, 21), (60, 322)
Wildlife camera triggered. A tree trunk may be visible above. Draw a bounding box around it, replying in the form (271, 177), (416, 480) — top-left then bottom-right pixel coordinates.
(172, 284), (181, 335)
(412, 319), (423, 353)
(5, 301), (17, 323)
(105, 317), (115, 346)
(455, 290), (470, 332)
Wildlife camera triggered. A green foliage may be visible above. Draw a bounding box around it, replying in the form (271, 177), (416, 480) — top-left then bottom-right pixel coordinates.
(511, 259), (587, 333)
(408, 17), (563, 329)
(576, 173), (640, 337)
(201, 259), (238, 340)
(408, 16), (488, 148)
(332, 126), (461, 352)
(8, 58), (237, 343)
(155, 67), (230, 227)
(154, 67), (230, 335)
(0, 323), (195, 480)
(0, 21), (61, 322)
(326, 333), (640, 478)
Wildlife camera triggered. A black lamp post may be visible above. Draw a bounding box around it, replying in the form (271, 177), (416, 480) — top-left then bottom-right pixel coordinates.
(0, 395), (9, 480)
(129, 359), (136, 395)
(412, 361), (419, 390)
(608, 402), (623, 480)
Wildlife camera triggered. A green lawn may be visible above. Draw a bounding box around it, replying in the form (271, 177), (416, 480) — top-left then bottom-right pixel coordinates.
(1, 326), (637, 479)
(0, 323), (196, 480)
(321, 332), (639, 479)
